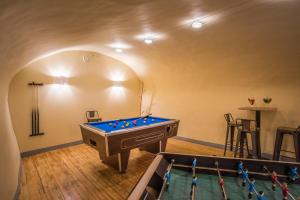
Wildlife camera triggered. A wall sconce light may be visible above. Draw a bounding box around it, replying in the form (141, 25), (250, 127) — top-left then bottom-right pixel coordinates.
(54, 76), (68, 85)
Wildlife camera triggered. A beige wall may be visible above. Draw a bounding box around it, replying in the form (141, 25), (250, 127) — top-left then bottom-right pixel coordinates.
(9, 51), (142, 152)
(141, 29), (300, 156)
(0, 79), (20, 200)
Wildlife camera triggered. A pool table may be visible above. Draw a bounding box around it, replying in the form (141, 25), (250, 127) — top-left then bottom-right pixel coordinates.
(128, 152), (300, 200)
(80, 116), (179, 172)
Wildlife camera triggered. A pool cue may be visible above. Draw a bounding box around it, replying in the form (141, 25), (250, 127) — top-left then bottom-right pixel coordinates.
(157, 159), (175, 200)
(36, 83), (40, 134)
(29, 82), (37, 136)
(32, 83), (36, 135)
(263, 166), (297, 200)
(29, 82), (44, 136)
(139, 81), (144, 116)
(136, 113), (153, 122)
(119, 113), (153, 123)
(215, 161), (229, 200)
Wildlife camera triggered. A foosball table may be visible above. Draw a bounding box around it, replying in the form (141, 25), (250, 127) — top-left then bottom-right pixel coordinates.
(128, 152), (300, 200)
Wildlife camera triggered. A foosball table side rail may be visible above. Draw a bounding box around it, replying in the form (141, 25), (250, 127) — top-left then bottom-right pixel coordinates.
(127, 155), (169, 200)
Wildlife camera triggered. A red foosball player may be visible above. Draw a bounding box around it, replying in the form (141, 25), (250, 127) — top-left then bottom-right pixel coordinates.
(133, 120), (137, 126)
(271, 171), (277, 191)
(219, 178), (224, 188)
(281, 182), (289, 200)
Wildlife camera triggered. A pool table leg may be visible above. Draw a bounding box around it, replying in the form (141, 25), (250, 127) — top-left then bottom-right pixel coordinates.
(98, 150), (130, 173)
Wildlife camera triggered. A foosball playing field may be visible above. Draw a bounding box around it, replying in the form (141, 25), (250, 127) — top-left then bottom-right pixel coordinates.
(128, 153), (300, 200)
(161, 168), (300, 200)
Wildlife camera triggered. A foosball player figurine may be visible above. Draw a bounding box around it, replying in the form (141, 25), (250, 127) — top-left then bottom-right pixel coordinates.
(281, 182), (289, 200)
(257, 191), (265, 200)
(242, 168), (249, 187)
(192, 158), (197, 169)
(238, 161), (244, 176)
(271, 171), (277, 191)
(248, 178), (255, 199)
(289, 167), (298, 183)
(190, 176), (197, 195)
(219, 177), (225, 188)
(164, 170), (171, 190)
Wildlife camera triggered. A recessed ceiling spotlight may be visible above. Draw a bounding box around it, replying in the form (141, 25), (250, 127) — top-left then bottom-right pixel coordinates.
(191, 20), (203, 29)
(144, 38), (153, 44)
(135, 32), (166, 43)
(115, 48), (123, 53)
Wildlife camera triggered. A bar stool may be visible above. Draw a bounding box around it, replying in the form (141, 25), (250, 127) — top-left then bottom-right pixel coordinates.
(223, 113), (241, 156)
(273, 126), (300, 162)
(234, 119), (261, 158)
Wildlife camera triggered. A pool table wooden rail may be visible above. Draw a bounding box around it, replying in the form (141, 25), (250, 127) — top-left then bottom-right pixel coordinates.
(80, 118), (179, 173)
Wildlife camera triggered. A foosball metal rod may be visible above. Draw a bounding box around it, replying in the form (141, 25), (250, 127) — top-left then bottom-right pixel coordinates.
(191, 184), (196, 200)
(192, 165), (195, 178)
(263, 166), (296, 200)
(215, 161), (228, 200)
(172, 164), (288, 179)
(157, 159), (175, 200)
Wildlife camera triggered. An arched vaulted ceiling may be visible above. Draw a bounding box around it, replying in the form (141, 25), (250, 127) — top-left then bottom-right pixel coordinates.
(1, 0), (299, 85)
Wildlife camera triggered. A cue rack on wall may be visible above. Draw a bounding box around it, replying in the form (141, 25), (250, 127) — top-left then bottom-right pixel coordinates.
(28, 81), (45, 136)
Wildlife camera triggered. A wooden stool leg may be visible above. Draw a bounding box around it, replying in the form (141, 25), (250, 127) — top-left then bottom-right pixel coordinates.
(239, 132), (245, 158)
(250, 132), (257, 158)
(245, 133), (251, 157)
(230, 126), (235, 151)
(273, 130), (284, 160)
(224, 126), (230, 156)
(234, 131), (241, 158)
(255, 131), (261, 159)
(293, 133), (300, 162)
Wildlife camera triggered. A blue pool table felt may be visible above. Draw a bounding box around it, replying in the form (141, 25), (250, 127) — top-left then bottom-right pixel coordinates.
(88, 116), (170, 133)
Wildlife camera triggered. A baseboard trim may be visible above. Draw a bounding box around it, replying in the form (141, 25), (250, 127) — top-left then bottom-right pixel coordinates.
(175, 136), (224, 149)
(21, 140), (83, 158)
(174, 136), (296, 162)
(13, 157), (22, 200)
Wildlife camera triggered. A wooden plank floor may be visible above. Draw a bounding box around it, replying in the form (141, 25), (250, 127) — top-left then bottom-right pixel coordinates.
(19, 138), (230, 200)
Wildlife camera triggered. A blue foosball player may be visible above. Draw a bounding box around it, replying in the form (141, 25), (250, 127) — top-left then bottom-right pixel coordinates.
(290, 167), (298, 183)
(164, 170), (171, 190)
(192, 158), (197, 168)
(242, 168), (249, 187)
(190, 176), (197, 195)
(238, 161), (244, 176)
(257, 191), (265, 200)
(248, 178), (255, 199)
